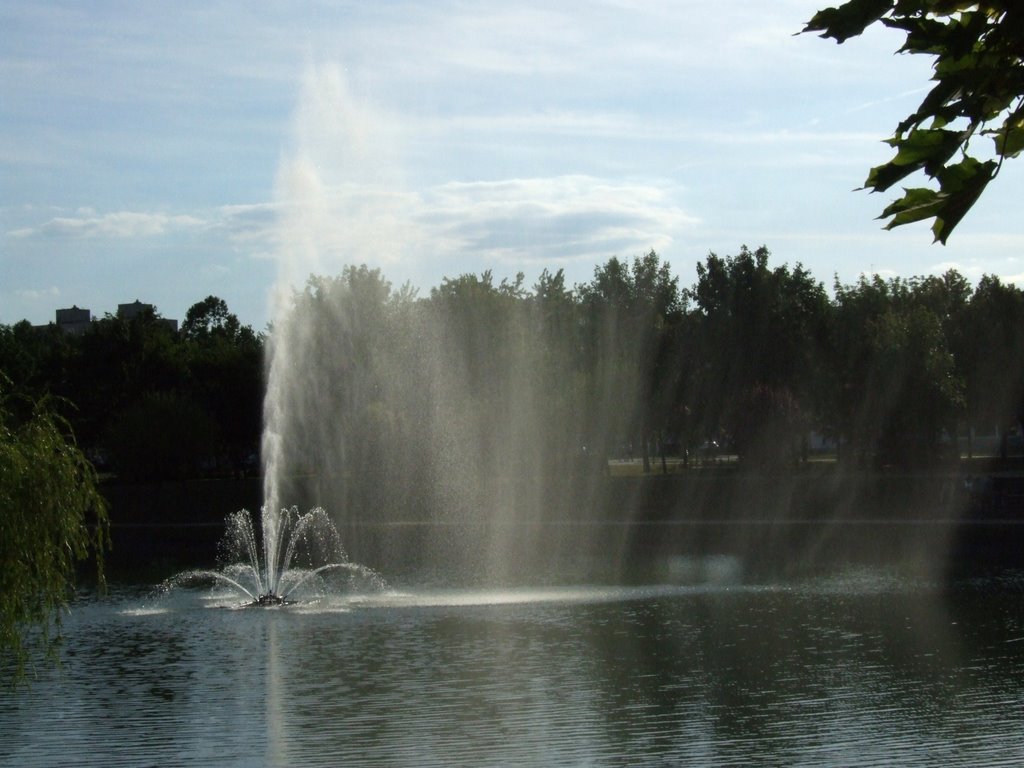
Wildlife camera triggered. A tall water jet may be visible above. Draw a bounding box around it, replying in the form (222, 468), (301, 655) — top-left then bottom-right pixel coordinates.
(256, 61), (620, 586)
(261, 61), (408, 535)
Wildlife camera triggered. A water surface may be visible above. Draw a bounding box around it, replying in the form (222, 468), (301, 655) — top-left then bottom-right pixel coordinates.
(3, 570), (1024, 767)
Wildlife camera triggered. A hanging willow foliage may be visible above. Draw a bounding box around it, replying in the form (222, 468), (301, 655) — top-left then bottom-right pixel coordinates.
(0, 375), (109, 682)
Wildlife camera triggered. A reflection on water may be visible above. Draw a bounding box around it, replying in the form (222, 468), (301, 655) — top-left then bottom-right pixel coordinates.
(3, 571), (1024, 767)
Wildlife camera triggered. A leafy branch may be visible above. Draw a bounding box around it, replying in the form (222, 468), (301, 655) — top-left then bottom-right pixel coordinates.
(803, 1), (1023, 242)
(1, 376), (109, 683)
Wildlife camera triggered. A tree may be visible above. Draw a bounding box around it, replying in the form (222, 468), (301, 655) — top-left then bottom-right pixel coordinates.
(427, 270), (532, 479)
(181, 295), (242, 342)
(803, 2), (1024, 242)
(103, 392), (221, 482)
(529, 268), (589, 473)
(689, 246), (829, 466)
(958, 275), (1024, 454)
(68, 307), (187, 451)
(0, 321), (75, 400)
(266, 266), (414, 518)
(181, 297), (263, 475)
(870, 304), (963, 466)
(577, 251), (683, 471)
(1, 378), (108, 681)
(831, 274), (964, 467)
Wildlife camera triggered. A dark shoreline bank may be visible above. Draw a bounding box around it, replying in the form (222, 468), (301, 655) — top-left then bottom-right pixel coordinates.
(99, 466), (1024, 582)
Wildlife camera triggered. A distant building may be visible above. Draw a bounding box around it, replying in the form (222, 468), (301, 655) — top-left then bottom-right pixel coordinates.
(54, 305), (93, 335)
(116, 300), (179, 334)
(41, 300), (178, 335)
(116, 299), (179, 333)
(117, 300), (149, 320)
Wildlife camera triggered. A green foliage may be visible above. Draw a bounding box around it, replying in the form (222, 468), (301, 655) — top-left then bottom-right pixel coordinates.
(831, 272), (966, 466)
(804, 2), (1024, 241)
(0, 377), (108, 681)
(68, 309), (189, 448)
(269, 266), (424, 512)
(0, 297), (264, 482)
(868, 305), (963, 466)
(0, 322), (74, 399)
(104, 392), (221, 482)
(958, 275), (1024, 433)
(3, 258), (1023, 486)
(181, 295), (241, 342)
(181, 297), (263, 474)
(267, 251), (1012, 473)
(576, 251), (683, 469)
(690, 246), (829, 465)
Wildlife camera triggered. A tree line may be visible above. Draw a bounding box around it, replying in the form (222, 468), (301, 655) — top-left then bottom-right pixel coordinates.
(0, 296), (263, 481)
(2, 246), (1023, 487)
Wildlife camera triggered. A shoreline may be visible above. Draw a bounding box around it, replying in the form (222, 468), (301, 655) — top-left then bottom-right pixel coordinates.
(98, 466), (1024, 581)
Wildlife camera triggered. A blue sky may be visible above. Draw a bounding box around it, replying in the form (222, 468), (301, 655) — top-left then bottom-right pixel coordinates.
(3, 1), (1023, 330)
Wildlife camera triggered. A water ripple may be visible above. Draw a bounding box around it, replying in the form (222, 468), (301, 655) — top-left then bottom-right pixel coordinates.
(3, 577), (1024, 766)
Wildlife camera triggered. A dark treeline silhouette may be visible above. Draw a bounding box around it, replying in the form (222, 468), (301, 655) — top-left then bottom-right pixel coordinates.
(3, 246), (1024, 488)
(0, 296), (263, 481)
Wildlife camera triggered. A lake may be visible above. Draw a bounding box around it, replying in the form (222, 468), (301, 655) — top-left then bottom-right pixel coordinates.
(3, 563), (1024, 767)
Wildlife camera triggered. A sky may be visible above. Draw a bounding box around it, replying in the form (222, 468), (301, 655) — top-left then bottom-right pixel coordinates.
(3, 1), (1024, 331)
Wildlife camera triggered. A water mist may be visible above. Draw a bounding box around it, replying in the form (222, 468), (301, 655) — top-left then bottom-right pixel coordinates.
(256, 62), (615, 586)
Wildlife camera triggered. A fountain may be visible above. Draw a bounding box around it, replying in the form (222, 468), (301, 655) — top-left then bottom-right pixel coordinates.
(167, 505), (386, 607)
(172, 63), (614, 598)
(246, 62), (611, 588)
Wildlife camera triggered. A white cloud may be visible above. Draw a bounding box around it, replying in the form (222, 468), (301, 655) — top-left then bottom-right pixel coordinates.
(217, 202), (280, 243)
(15, 285), (60, 301)
(421, 110), (879, 144)
(256, 61), (700, 287)
(220, 172), (697, 284)
(10, 211), (206, 239)
(930, 245), (1024, 284)
(419, 176), (696, 265)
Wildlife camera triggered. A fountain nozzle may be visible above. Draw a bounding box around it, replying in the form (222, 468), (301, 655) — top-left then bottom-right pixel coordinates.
(253, 593), (288, 607)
